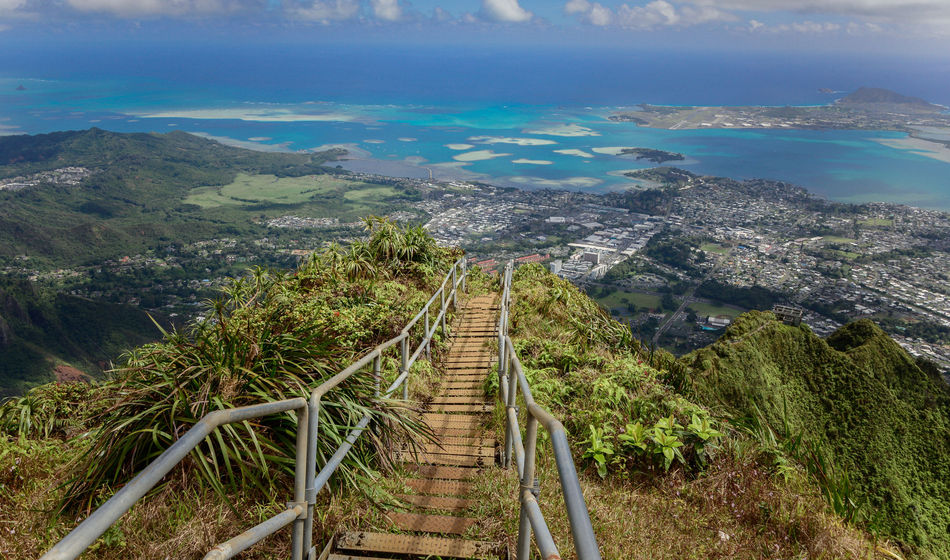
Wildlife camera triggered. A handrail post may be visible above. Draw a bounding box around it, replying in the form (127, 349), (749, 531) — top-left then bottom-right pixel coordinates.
(401, 336), (409, 401)
(373, 353), (382, 397)
(424, 307), (431, 361)
(461, 258), (467, 292)
(303, 395), (321, 559)
(291, 405), (309, 560)
(440, 288), (447, 334)
(451, 265), (458, 308)
(517, 415), (540, 560)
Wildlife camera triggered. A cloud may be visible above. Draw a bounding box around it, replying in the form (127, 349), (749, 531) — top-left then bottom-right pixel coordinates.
(690, 0), (950, 26)
(66, 0), (258, 17)
(0, 0), (25, 12)
(481, 0), (532, 23)
(292, 0), (359, 22)
(616, 0), (733, 29)
(565, 0), (613, 25)
(370, 0), (400, 21)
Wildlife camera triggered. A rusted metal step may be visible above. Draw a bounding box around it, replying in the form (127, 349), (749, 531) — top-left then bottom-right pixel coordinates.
(438, 436), (495, 447)
(336, 532), (496, 559)
(397, 494), (473, 512)
(430, 396), (491, 405)
(440, 426), (487, 437)
(387, 512), (477, 534)
(405, 479), (472, 495)
(394, 451), (489, 467)
(421, 413), (484, 427)
(429, 403), (493, 413)
(406, 464), (481, 480)
(406, 443), (494, 457)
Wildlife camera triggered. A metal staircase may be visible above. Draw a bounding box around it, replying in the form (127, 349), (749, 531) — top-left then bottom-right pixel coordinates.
(40, 259), (601, 560)
(331, 294), (502, 559)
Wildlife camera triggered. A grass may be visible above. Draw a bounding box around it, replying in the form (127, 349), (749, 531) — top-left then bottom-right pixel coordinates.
(342, 185), (397, 202)
(185, 173), (368, 208)
(690, 302), (742, 319)
(859, 219), (894, 227)
(594, 289), (663, 312)
(701, 243), (731, 255)
(822, 236), (860, 245)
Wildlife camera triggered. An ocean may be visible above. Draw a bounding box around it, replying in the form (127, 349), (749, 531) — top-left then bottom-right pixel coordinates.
(1, 42), (949, 209)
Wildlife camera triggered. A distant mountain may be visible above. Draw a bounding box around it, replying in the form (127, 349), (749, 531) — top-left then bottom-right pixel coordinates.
(0, 279), (170, 396)
(0, 129), (342, 266)
(683, 312), (950, 557)
(837, 87), (943, 113)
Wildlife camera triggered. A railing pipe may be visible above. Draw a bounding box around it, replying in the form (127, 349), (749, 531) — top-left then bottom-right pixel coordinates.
(523, 492), (561, 560)
(41, 398), (307, 560)
(203, 505), (304, 560)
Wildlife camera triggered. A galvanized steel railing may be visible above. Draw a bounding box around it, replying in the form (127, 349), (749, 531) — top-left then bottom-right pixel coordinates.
(497, 260), (601, 560)
(41, 257), (467, 560)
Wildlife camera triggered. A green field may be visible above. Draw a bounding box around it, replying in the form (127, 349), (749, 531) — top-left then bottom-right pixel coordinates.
(821, 236), (859, 245)
(595, 289), (663, 312)
(859, 218), (894, 227)
(186, 174), (371, 208)
(700, 242), (730, 255)
(689, 302), (742, 319)
(343, 185), (398, 202)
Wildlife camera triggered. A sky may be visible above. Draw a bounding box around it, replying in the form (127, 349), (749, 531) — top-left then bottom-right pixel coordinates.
(0, 0), (949, 53)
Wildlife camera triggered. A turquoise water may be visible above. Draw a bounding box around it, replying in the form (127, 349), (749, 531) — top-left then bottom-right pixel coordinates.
(1, 68), (949, 210)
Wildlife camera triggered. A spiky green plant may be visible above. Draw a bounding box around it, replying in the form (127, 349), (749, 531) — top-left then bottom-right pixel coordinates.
(60, 219), (458, 510)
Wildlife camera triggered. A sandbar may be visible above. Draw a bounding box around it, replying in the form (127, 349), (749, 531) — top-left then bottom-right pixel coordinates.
(363, 139), (386, 144)
(132, 108), (355, 123)
(875, 136), (950, 164)
(453, 150), (513, 162)
(446, 143), (475, 150)
(398, 137), (418, 142)
(592, 147), (632, 156)
(469, 136), (557, 146)
(524, 124), (600, 137)
(554, 148), (595, 158)
(505, 176), (603, 189)
(513, 158), (553, 165)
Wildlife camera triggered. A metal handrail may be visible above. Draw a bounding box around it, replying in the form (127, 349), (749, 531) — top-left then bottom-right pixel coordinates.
(497, 260), (602, 560)
(40, 257), (467, 560)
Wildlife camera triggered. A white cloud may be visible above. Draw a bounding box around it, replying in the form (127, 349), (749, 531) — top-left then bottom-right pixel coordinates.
(0, 0), (25, 12)
(689, 0), (950, 26)
(293, 0), (359, 22)
(565, 0), (613, 26)
(66, 0), (257, 17)
(616, 0), (732, 29)
(565, 0), (590, 14)
(370, 0), (400, 21)
(481, 0), (532, 23)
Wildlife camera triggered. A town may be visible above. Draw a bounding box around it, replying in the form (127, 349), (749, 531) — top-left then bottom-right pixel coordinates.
(5, 166), (948, 374)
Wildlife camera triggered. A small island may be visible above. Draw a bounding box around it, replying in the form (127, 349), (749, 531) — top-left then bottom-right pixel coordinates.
(15, 84), (26, 91)
(609, 87), (950, 132)
(620, 147), (685, 164)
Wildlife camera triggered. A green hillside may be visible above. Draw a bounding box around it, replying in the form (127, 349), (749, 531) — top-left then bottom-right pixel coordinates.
(1, 248), (945, 559)
(683, 312), (950, 557)
(0, 279), (170, 397)
(0, 129), (345, 266)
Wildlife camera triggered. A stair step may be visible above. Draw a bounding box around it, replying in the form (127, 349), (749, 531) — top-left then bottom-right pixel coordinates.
(430, 396), (491, 405)
(429, 403), (492, 413)
(387, 512), (477, 534)
(397, 494), (473, 511)
(404, 443), (494, 457)
(336, 532), (496, 559)
(406, 464), (482, 480)
(405, 479), (472, 495)
(422, 413), (484, 428)
(440, 426), (488, 437)
(436, 436), (495, 447)
(394, 451), (489, 467)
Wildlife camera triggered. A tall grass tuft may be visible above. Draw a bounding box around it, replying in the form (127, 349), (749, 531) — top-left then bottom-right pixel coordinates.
(60, 218), (459, 510)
